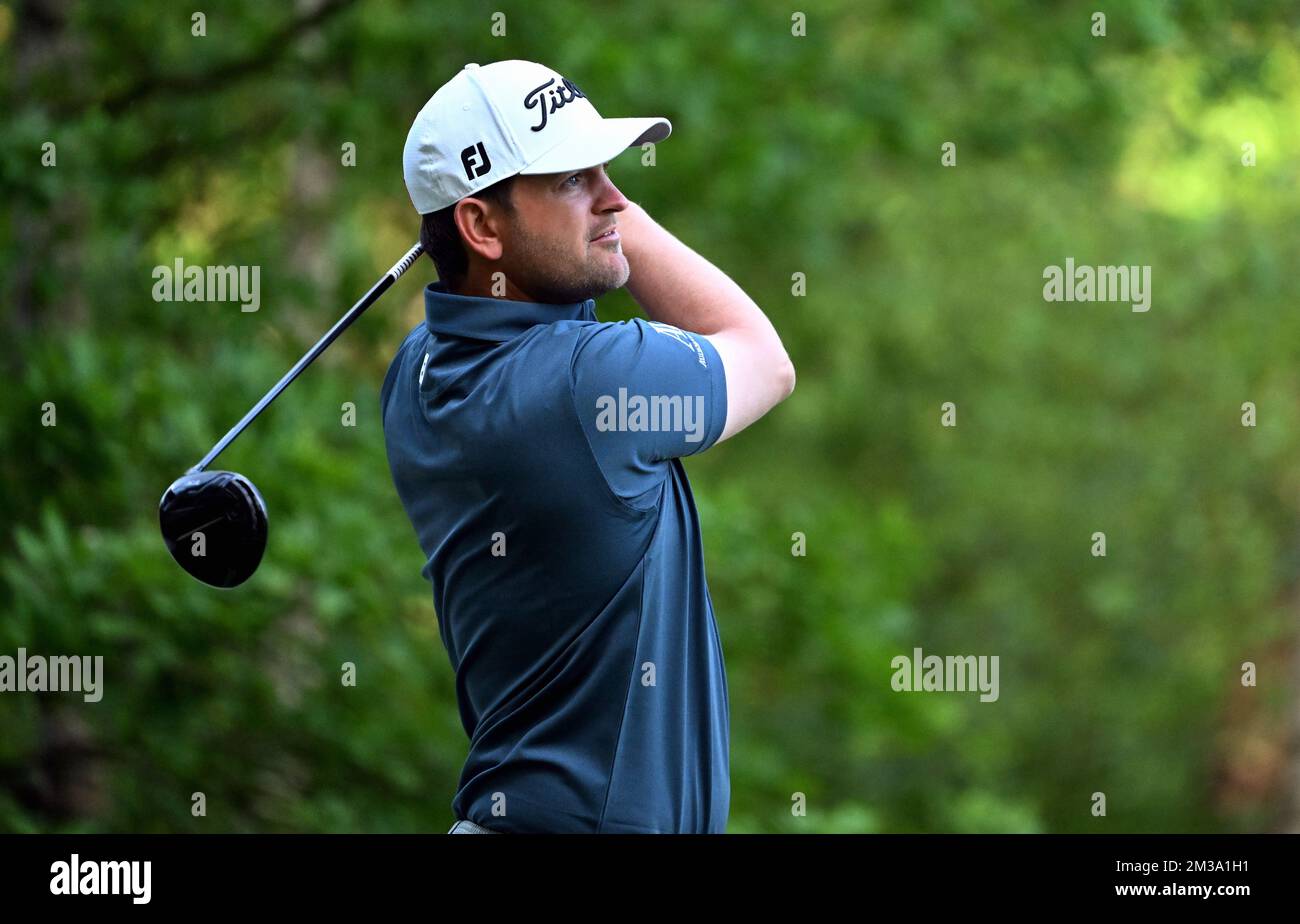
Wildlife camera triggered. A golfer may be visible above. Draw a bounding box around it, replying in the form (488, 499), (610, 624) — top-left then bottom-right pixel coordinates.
(382, 60), (795, 833)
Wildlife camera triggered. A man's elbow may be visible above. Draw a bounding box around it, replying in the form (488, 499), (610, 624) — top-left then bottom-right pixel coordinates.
(774, 353), (796, 401)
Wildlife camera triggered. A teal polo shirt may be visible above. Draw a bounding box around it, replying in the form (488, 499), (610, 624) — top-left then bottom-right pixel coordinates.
(380, 281), (730, 833)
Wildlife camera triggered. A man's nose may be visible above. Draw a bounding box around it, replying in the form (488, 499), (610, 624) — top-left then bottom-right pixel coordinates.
(595, 174), (629, 213)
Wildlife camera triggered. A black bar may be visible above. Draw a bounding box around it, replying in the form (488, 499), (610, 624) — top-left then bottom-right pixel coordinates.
(0, 833), (1287, 909)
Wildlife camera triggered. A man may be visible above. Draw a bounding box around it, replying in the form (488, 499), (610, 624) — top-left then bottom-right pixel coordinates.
(382, 60), (794, 834)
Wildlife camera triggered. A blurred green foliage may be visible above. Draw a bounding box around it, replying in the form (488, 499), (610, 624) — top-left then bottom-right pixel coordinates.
(2, 0), (1298, 832)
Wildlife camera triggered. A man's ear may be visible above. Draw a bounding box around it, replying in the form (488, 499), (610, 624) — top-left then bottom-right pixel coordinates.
(453, 197), (506, 262)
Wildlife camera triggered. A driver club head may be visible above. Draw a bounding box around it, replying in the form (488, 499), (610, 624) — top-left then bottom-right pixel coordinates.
(159, 470), (268, 588)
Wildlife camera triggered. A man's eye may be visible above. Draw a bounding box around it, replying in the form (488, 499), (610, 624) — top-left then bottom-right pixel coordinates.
(564, 174), (582, 187)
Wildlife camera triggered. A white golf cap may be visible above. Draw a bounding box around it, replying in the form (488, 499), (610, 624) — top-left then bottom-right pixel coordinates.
(402, 60), (671, 214)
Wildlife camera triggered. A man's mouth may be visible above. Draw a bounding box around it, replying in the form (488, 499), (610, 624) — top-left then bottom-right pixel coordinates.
(590, 226), (619, 243)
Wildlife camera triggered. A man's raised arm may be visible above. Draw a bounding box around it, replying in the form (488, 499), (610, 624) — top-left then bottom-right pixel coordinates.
(619, 202), (796, 445)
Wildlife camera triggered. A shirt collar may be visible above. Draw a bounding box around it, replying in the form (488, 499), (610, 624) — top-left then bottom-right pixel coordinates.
(424, 281), (597, 342)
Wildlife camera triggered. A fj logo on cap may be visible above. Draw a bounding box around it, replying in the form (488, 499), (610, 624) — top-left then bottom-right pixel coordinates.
(523, 77), (587, 132)
(461, 141), (492, 181)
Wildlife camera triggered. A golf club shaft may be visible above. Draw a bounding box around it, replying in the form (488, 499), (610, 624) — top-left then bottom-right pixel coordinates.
(192, 242), (424, 473)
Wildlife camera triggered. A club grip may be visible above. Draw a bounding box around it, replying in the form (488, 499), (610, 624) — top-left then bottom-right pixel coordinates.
(387, 242), (425, 281)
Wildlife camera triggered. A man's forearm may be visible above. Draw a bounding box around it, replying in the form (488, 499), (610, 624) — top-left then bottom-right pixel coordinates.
(619, 202), (785, 347)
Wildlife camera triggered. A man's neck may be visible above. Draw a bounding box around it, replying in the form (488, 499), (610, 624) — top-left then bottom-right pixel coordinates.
(454, 268), (538, 302)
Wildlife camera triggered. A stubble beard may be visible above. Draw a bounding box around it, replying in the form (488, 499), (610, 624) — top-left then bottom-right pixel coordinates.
(505, 219), (630, 305)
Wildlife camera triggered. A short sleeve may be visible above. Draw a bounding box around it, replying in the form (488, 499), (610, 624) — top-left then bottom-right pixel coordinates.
(570, 318), (728, 501)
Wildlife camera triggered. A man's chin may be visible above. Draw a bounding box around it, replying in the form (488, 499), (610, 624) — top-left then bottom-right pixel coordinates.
(513, 255), (629, 304)
(606, 255), (631, 291)
(573, 258), (630, 301)
(598, 248), (630, 284)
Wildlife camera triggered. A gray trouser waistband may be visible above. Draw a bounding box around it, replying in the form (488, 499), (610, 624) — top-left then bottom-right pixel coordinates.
(448, 819), (500, 834)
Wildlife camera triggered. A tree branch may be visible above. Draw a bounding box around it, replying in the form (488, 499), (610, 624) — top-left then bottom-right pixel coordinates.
(95, 0), (357, 117)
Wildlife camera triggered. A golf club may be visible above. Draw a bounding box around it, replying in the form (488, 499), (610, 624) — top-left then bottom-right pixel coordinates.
(160, 242), (424, 588)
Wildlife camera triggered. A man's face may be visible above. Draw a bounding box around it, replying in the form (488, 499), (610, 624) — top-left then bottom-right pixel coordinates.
(493, 162), (631, 304)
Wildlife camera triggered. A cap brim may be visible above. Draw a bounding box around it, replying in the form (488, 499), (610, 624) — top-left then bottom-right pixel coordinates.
(517, 116), (671, 176)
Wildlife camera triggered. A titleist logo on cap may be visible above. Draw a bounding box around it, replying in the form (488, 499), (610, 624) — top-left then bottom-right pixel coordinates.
(523, 77), (587, 132)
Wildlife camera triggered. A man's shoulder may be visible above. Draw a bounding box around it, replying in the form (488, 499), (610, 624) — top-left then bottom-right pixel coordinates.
(498, 318), (610, 381)
(380, 323), (428, 415)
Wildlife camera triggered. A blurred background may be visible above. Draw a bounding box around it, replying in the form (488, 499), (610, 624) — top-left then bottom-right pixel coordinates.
(2, 0), (1299, 833)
